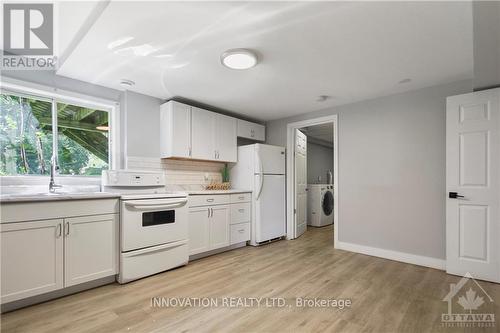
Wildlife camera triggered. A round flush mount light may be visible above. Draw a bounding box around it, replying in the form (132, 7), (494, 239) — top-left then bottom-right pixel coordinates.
(316, 95), (332, 102)
(120, 79), (135, 87)
(221, 49), (258, 70)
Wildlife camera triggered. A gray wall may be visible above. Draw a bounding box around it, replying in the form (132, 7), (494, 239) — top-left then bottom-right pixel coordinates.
(307, 142), (333, 184)
(473, 1), (500, 90)
(121, 90), (163, 160)
(266, 80), (473, 260)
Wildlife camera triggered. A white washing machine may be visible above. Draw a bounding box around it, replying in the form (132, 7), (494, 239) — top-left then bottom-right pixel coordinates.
(307, 184), (334, 227)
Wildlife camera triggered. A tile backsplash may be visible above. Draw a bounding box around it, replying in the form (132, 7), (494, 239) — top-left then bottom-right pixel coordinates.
(127, 156), (224, 191)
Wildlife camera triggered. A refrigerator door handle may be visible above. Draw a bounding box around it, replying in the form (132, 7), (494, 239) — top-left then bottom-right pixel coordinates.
(256, 151), (265, 200)
(256, 174), (264, 200)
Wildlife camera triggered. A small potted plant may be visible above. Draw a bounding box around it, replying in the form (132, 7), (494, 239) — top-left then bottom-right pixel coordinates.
(220, 163), (231, 190)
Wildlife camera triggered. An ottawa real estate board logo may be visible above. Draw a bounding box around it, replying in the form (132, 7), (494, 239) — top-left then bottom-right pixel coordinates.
(2, 3), (57, 70)
(442, 272), (495, 328)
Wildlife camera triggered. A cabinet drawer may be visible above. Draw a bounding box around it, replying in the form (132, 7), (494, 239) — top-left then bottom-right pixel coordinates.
(230, 223), (250, 245)
(231, 203), (251, 224)
(189, 195), (230, 207)
(230, 193), (251, 203)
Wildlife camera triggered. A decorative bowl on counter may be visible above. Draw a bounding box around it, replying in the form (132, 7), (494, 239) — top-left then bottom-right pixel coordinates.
(205, 182), (231, 191)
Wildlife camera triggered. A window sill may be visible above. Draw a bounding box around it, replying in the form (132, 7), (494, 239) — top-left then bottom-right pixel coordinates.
(1, 176), (101, 195)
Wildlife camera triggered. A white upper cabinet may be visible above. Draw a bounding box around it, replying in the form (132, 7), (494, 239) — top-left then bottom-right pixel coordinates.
(237, 119), (265, 141)
(160, 101), (263, 162)
(160, 101), (191, 158)
(191, 107), (216, 161)
(215, 114), (237, 162)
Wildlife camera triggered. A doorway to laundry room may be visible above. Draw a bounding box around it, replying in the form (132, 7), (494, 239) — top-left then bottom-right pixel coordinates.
(286, 115), (338, 244)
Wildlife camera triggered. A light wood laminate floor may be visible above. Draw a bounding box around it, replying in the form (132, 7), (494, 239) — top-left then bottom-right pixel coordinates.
(2, 225), (500, 333)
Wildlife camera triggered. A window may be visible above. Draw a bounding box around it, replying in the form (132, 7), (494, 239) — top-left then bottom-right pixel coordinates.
(1, 91), (111, 176)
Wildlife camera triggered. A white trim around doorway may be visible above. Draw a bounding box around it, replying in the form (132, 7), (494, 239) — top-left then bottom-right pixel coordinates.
(286, 115), (338, 245)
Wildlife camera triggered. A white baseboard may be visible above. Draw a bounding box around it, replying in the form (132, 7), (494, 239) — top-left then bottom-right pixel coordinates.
(336, 241), (445, 270)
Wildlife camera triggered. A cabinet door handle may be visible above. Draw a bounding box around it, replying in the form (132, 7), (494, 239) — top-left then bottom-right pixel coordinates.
(207, 198), (214, 202)
(238, 229), (245, 233)
(208, 208), (210, 218)
(189, 147), (192, 157)
(238, 196), (244, 200)
(238, 209), (244, 213)
(211, 208), (214, 217)
(65, 222), (70, 236)
(56, 223), (62, 237)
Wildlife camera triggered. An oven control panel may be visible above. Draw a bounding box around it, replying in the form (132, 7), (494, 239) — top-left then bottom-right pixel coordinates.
(102, 170), (165, 186)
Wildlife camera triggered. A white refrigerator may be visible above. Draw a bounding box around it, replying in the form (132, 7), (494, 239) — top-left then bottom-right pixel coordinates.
(230, 144), (286, 245)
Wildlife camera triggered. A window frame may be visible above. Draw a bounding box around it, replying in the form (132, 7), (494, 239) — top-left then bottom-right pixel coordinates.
(0, 78), (120, 180)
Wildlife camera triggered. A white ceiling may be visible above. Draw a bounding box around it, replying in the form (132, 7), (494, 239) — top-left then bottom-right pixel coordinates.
(301, 123), (334, 145)
(57, 1), (473, 121)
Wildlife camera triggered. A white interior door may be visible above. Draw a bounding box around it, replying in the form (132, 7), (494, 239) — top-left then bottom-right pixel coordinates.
(294, 129), (307, 238)
(446, 88), (500, 282)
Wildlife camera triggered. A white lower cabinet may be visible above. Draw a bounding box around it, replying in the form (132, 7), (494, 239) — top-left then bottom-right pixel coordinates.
(64, 214), (118, 287)
(188, 193), (251, 257)
(1, 211), (118, 304)
(230, 223), (251, 245)
(1, 219), (64, 304)
(209, 206), (230, 249)
(188, 207), (211, 255)
(188, 205), (230, 255)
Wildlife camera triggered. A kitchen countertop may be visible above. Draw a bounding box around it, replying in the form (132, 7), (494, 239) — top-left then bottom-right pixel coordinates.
(0, 189), (253, 203)
(186, 189), (252, 195)
(0, 192), (121, 203)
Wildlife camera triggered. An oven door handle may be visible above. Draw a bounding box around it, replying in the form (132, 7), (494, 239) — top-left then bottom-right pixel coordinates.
(124, 198), (187, 210)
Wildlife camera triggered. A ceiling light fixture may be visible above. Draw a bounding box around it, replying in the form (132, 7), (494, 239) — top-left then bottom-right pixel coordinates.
(316, 95), (332, 102)
(120, 79), (135, 87)
(398, 78), (412, 84)
(221, 49), (258, 70)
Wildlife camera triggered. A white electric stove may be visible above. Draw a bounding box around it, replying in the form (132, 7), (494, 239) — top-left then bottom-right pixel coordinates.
(102, 170), (188, 284)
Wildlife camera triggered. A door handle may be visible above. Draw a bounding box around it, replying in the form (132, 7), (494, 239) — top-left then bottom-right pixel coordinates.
(449, 192), (465, 199)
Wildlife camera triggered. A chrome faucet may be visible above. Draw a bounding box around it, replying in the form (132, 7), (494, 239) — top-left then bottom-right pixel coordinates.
(49, 155), (63, 193)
